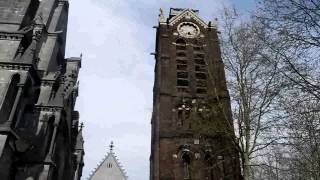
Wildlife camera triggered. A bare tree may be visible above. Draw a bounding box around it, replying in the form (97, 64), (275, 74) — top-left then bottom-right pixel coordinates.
(218, 9), (284, 180)
(251, 1), (320, 178)
(256, 0), (320, 99)
(277, 89), (320, 179)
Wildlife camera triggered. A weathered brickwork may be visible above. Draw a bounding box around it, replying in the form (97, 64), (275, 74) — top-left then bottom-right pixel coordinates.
(150, 8), (241, 180)
(0, 0), (84, 180)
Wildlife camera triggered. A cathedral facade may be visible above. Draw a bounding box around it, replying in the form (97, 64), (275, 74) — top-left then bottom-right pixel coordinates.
(150, 8), (241, 180)
(0, 0), (84, 179)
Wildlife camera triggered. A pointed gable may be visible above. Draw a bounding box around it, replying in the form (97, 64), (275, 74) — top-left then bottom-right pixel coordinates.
(88, 142), (127, 180)
(168, 8), (208, 28)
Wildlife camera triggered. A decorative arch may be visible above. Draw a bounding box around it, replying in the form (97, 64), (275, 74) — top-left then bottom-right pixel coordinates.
(177, 144), (194, 180)
(204, 153), (214, 180)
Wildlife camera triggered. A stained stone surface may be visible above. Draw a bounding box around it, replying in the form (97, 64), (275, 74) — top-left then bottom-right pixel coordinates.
(0, 0), (84, 180)
(150, 8), (242, 180)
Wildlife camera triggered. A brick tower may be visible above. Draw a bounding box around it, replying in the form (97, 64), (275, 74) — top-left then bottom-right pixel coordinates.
(0, 0), (84, 179)
(150, 8), (241, 180)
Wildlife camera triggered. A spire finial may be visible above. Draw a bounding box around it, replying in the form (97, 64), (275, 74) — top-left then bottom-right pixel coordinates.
(109, 141), (114, 153)
(79, 122), (84, 131)
(159, 8), (166, 24)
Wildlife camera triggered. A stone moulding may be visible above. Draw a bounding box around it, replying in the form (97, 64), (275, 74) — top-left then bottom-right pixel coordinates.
(169, 9), (208, 28)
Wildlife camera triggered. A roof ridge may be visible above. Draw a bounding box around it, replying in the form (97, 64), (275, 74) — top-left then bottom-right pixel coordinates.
(87, 151), (128, 180)
(168, 8), (208, 28)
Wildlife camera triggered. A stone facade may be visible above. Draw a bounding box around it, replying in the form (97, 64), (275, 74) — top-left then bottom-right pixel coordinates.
(0, 0), (84, 179)
(150, 8), (242, 180)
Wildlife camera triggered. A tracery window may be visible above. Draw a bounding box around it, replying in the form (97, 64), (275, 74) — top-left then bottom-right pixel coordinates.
(175, 39), (189, 93)
(192, 43), (208, 95)
(182, 153), (191, 179)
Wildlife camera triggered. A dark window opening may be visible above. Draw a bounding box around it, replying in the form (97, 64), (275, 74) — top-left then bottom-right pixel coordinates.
(177, 110), (183, 126)
(196, 73), (207, 79)
(195, 65), (206, 72)
(177, 65), (188, 71)
(177, 52), (186, 57)
(197, 88), (207, 94)
(107, 163), (112, 168)
(0, 74), (20, 124)
(193, 46), (203, 51)
(177, 72), (188, 79)
(177, 87), (189, 93)
(177, 59), (187, 64)
(205, 154), (214, 180)
(194, 58), (206, 65)
(176, 45), (186, 50)
(197, 80), (207, 87)
(177, 80), (189, 87)
(194, 54), (205, 58)
(176, 38), (186, 45)
(182, 153), (191, 179)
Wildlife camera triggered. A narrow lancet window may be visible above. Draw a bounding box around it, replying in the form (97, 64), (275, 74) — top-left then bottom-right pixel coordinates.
(182, 153), (191, 179)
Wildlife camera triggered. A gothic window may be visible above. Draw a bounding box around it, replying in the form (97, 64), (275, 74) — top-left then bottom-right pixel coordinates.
(176, 39), (187, 50)
(45, 116), (55, 155)
(0, 74), (20, 124)
(177, 72), (188, 79)
(177, 79), (189, 87)
(107, 163), (112, 168)
(194, 53), (204, 59)
(182, 153), (191, 179)
(194, 58), (206, 65)
(177, 52), (187, 57)
(196, 73), (207, 80)
(177, 46), (186, 50)
(205, 154), (214, 180)
(193, 45), (203, 51)
(196, 80), (207, 88)
(196, 88), (207, 94)
(176, 104), (191, 126)
(195, 72), (207, 95)
(177, 87), (189, 93)
(195, 65), (206, 72)
(217, 155), (225, 178)
(176, 38), (190, 93)
(177, 59), (187, 64)
(177, 64), (188, 71)
(177, 110), (183, 125)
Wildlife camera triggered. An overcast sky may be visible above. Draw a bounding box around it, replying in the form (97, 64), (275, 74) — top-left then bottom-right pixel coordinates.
(65, 0), (255, 179)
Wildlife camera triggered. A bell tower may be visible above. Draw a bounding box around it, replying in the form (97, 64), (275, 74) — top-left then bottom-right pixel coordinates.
(150, 8), (241, 180)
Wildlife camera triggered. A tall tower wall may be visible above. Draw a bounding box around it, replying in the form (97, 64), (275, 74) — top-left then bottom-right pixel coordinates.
(0, 0), (84, 179)
(150, 8), (241, 180)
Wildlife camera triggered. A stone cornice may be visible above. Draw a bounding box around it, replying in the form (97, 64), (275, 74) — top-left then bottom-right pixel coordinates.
(0, 62), (32, 71)
(169, 9), (208, 28)
(34, 105), (63, 112)
(0, 32), (24, 41)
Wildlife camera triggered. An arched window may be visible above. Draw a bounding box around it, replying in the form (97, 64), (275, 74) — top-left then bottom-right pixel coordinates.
(0, 74), (20, 124)
(205, 154), (214, 180)
(182, 153), (191, 179)
(177, 52), (187, 57)
(176, 39), (186, 50)
(44, 115), (55, 155)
